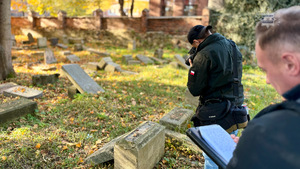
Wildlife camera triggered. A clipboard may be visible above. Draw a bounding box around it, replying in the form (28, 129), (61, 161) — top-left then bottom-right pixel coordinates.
(186, 125), (236, 169)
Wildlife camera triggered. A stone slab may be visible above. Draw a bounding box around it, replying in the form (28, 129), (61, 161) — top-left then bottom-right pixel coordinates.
(32, 74), (59, 86)
(127, 60), (141, 65)
(44, 48), (57, 64)
(98, 57), (113, 69)
(85, 134), (126, 165)
(136, 55), (154, 65)
(0, 83), (18, 94)
(0, 98), (37, 124)
(67, 85), (80, 99)
(174, 54), (190, 70)
(66, 54), (80, 63)
(149, 57), (168, 64)
(159, 107), (194, 131)
(114, 121), (165, 169)
(49, 37), (59, 46)
(87, 48), (109, 57)
(3, 86), (43, 99)
(86, 62), (99, 71)
(61, 51), (72, 56)
(185, 88), (199, 107)
(61, 64), (105, 94)
(37, 37), (47, 48)
(104, 62), (122, 73)
(57, 43), (68, 49)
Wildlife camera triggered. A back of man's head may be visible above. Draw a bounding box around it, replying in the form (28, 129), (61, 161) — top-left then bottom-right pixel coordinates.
(255, 6), (300, 58)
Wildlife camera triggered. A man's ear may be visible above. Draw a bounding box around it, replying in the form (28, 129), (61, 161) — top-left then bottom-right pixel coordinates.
(282, 53), (300, 76)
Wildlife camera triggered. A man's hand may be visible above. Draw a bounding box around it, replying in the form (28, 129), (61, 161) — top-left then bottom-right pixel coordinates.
(230, 134), (240, 143)
(189, 59), (193, 67)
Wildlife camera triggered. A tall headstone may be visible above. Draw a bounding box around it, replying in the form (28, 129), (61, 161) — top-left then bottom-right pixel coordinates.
(44, 48), (57, 64)
(27, 33), (34, 43)
(61, 64), (105, 94)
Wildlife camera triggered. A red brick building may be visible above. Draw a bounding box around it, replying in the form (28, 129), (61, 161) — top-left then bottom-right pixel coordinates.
(149, 0), (208, 16)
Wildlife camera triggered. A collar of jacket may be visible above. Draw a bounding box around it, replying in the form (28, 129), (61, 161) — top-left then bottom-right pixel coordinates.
(196, 33), (225, 52)
(282, 83), (300, 101)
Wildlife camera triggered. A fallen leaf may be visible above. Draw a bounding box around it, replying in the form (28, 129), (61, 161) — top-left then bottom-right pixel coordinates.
(36, 143), (41, 149)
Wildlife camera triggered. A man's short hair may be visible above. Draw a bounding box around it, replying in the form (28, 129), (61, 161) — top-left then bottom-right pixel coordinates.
(255, 6), (300, 61)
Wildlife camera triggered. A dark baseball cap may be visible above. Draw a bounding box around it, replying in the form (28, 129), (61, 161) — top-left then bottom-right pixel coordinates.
(187, 25), (212, 44)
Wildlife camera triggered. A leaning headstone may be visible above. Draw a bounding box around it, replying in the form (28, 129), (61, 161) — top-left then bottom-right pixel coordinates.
(136, 55), (154, 65)
(104, 62), (122, 73)
(159, 107), (194, 131)
(174, 54), (190, 70)
(3, 86), (43, 99)
(0, 98), (37, 124)
(57, 43), (68, 49)
(114, 121), (165, 169)
(85, 134), (126, 165)
(98, 57), (113, 69)
(27, 33), (34, 43)
(66, 54), (80, 63)
(37, 37), (47, 48)
(154, 48), (163, 58)
(32, 73), (60, 86)
(61, 64), (105, 94)
(185, 88), (199, 107)
(0, 82), (18, 94)
(49, 37), (59, 46)
(44, 48), (57, 64)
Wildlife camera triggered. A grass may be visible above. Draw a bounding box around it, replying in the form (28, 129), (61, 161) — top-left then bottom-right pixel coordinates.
(0, 38), (282, 168)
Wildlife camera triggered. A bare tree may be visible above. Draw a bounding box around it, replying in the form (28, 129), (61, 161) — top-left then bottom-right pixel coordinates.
(130, 0), (134, 17)
(0, 0), (15, 80)
(118, 0), (126, 16)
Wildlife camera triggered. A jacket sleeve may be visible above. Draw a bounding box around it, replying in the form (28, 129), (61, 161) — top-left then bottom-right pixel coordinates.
(187, 51), (210, 96)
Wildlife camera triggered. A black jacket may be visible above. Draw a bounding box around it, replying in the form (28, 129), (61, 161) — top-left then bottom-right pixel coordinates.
(226, 84), (300, 169)
(187, 33), (244, 106)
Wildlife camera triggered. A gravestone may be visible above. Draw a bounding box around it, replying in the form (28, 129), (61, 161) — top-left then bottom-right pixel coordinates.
(3, 86), (43, 99)
(37, 37), (47, 48)
(67, 85), (80, 99)
(44, 48), (57, 64)
(114, 121), (165, 169)
(159, 107), (194, 131)
(61, 51), (72, 56)
(185, 88), (199, 107)
(66, 54), (80, 63)
(104, 62), (122, 73)
(61, 64), (105, 94)
(136, 55), (154, 65)
(154, 48), (163, 58)
(128, 40), (136, 50)
(31, 51), (44, 57)
(27, 33), (34, 43)
(170, 61), (179, 68)
(32, 73), (60, 86)
(62, 35), (69, 44)
(0, 98), (37, 124)
(49, 37), (59, 46)
(98, 57), (113, 69)
(74, 44), (83, 51)
(86, 62), (99, 71)
(174, 54), (190, 70)
(0, 82), (18, 94)
(57, 43), (68, 49)
(149, 57), (168, 65)
(87, 48), (109, 57)
(127, 60), (141, 65)
(122, 55), (141, 65)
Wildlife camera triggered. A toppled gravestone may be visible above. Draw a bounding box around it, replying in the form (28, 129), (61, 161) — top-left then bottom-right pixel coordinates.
(0, 98), (37, 124)
(32, 73), (60, 86)
(136, 55), (154, 65)
(3, 86), (43, 99)
(0, 82), (18, 94)
(114, 121), (165, 169)
(159, 107), (194, 131)
(174, 54), (190, 70)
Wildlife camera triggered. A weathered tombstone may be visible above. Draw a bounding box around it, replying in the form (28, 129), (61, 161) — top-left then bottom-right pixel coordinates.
(57, 43), (68, 49)
(27, 33), (34, 43)
(49, 37), (59, 46)
(74, 44), (83, 51)
(104, 62), (122, 73)
(86, 62), (99, 71)
(0, 82), (18, 94)
(67, 85), (80, 99)
(128, 40), (136, 50)
(66, 54), (80, 63)
(32, 73), (60, 86)
(87, 48), (109, 57)
(154, 48), (163, 58)
(149, 57), (168, 65)
(0, 98), (37, 124)
(136, 55), (154, 65)
(174, 54), (190, 70)
(37, 37), (47, 48)
(114, 121), (165, 169)
(44, 48), (57, 64)
(159, 107), (194, 131)
(3, 86), (43, 99)
(185, 88), (199, 107)
(127, 60), (141, 65)
(85, 134), (126, 165)
(61, 64), (105, 94)
(98, 57), (113, 69)
(122, 55), (133, 63)
(62, 35), (69, 44)
(61, 51), (72, 56)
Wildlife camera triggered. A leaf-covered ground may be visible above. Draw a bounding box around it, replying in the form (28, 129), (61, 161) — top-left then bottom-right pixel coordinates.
(0, 35), (281, 168)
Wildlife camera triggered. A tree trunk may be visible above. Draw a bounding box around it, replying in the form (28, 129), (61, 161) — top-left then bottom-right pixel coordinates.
(118, 0), (126, 16)
(0, 0), (15, 80)
(130, 0), (134, 17)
